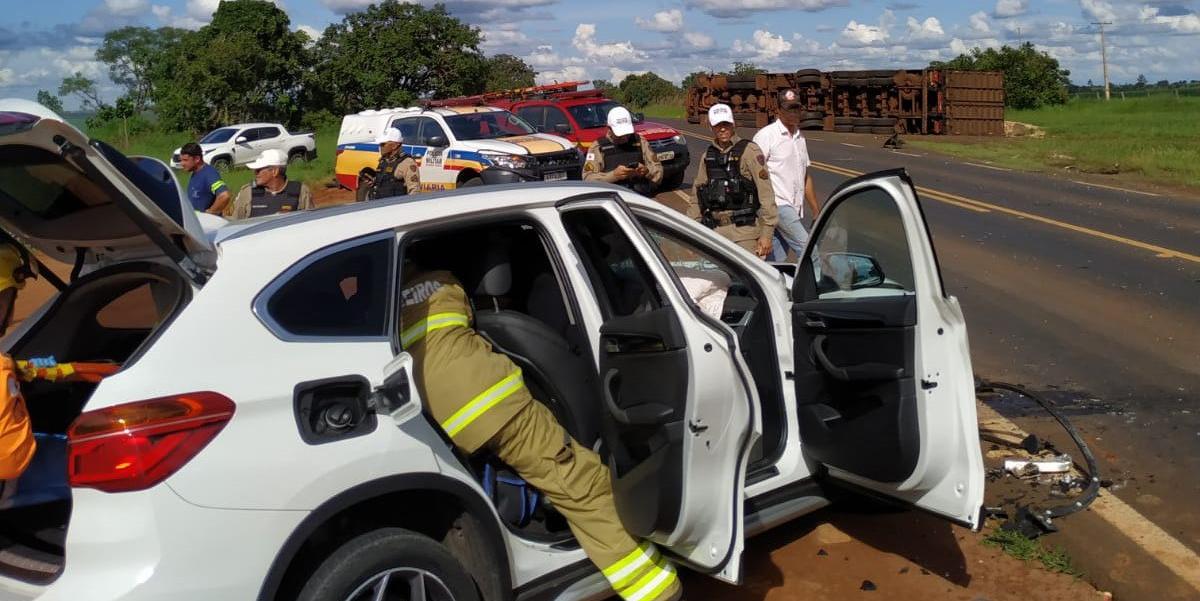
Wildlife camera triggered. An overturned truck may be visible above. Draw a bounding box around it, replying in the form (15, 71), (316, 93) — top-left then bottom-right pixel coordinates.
(686, 69), (1005, 135)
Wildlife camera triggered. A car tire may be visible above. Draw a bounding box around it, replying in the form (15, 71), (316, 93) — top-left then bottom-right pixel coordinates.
(288, 151), (307, 167)
(296, 528), (481, 601)
(212, 157), (232, 172)
(459, 176), (483, 188)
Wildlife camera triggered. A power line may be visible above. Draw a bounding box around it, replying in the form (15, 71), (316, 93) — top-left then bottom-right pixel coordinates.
(1091, 21), (1113, 100)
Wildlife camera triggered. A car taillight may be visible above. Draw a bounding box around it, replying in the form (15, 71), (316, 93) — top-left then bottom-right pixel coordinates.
(67, 392), (235, 493)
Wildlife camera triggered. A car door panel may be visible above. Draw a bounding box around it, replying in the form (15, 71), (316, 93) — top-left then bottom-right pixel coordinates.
(557, 197), (757, 582)
(793, 169), (984, 528)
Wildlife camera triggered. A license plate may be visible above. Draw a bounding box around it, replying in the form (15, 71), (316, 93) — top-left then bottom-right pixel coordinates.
(657, 151), (675, 161)
(543, 171), (567, 182)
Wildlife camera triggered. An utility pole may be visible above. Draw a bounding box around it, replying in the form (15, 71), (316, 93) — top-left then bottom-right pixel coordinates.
(1092, 21), (1113, 100)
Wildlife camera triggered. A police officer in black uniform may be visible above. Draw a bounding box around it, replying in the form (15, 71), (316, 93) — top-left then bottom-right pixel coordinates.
(582, 106), (662, 195)
(687, 104), (778, 258)
(229, 149), (314, 219)
(366, 127), (421, 200)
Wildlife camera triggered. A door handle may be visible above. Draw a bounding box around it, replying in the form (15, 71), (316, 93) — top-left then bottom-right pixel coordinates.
(602, 369), (673, 426)
(811, 335), (904, 382)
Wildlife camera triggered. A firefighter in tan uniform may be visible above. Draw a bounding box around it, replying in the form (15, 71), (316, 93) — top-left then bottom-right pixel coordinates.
(583, 107), (662, 196)
(687, 104), (778, 258)
(400, 265), (681, 601)
(365, 127), (421, 200)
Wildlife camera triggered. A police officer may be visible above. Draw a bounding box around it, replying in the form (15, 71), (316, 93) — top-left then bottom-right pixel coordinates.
(583, 107), (662, 196)
(399, 260), (682, 601)
(366, 127), (421, 200)
(228, 149), (314, 219)
(688, 104), (778, 258)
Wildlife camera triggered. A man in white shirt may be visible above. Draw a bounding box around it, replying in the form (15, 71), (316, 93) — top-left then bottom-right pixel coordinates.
(752, 89), (821, 262)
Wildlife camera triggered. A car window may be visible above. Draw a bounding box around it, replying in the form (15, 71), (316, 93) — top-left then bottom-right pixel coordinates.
(567, 100), (621, 129)
(200, 128), (237, 143)
(544, 108), (572, 133)
(516, 107), (545, 131)
(805, 186), (915, 301)
(390, 118), (420, 145)
(96, 283), (162, 329)
(265, 237), (393, 338)
(253, 126), (281, 141)
(641, 224), (737, 320)
(561, 208), (663, 318)
(443, 111), (536, 140)
(418, 117), (448, 146)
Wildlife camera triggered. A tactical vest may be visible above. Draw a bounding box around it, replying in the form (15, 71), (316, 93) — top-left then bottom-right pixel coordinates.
(696, 140), (759, 228)
(249, 181), (304, 218)
(598, 136), (652, 196)
(369, 153), (411, 200)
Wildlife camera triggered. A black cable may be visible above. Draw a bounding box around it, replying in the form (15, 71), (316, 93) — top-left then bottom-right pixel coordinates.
(976, 379), (1102, 523)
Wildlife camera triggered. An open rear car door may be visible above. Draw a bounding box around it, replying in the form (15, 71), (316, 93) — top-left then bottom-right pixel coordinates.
(792, 169), (985, 527)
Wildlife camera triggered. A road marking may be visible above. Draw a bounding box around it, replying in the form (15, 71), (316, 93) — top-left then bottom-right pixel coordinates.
(891, 151), (923, 157)
(808, 137), (825, 142)
(977, 403), (1200, 594)
(678, 129), (1200, 263)
(840, 142), (864, 148)
(967, 162), (1013, 172)
(1070, 180), (1162, 197)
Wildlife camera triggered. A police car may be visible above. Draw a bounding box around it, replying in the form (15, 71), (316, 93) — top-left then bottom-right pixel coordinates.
(335, 106), (583, 199)
(0, 99), (984, 601)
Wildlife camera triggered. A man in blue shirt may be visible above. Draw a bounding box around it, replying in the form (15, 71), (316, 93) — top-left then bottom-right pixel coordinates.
(179, 142), (231, 214)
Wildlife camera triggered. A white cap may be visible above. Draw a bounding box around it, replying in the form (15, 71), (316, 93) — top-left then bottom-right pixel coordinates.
(607, 106), (635, 137)
(246, 148), (287, 170)
(707, 103), (734, 126)
(374, 127), (403, 144)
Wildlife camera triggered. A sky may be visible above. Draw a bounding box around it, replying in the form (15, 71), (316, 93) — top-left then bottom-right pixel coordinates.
(2, 0), (1198, 109)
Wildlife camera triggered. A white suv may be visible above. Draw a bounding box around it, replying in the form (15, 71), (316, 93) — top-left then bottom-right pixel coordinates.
(0, 101), (984, 601)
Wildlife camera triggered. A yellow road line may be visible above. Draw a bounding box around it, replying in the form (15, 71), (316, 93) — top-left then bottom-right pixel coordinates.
(1070, 179), (1162, 198)
(978, 403), (1200, 594)
(675, 129), (1200, 264)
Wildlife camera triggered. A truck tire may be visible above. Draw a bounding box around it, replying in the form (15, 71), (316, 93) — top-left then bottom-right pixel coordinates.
(867, 117), (896, 127)
(795, 69), (821, 77)
(852, 126), (872, 133)
(800, 119), (824, 130)
(834, 125), (854, 133)
(296, 528), (480, 601)
(834, 117), (854, 125)
(795, 75), (821, 86)
(871, 126), (897, 134)
(850, 118), (872, 126)
(849, 78), (870, 87)
(867, 77), (894, 86)
(862, 70), (897, 78)
(211, 156), (232, 172)
(727, 80), (758, 90)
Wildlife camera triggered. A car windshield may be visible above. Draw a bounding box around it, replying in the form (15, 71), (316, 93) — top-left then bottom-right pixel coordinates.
(199, 128), (237, 144)
(567, 101), (623, 129)
(443, 112), (535, 140)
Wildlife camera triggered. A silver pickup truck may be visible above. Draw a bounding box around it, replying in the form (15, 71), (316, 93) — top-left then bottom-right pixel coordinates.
(170, 122), (317, 171)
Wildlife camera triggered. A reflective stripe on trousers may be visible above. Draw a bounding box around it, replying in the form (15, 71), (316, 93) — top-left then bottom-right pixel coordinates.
(440, 369), (525, 438)
(401, 312), (470, 348)
(603, 542), (679, 601)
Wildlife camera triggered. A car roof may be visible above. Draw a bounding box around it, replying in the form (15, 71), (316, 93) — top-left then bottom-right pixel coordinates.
(218, 123), (280, 129)
(217, 181), (633, 248)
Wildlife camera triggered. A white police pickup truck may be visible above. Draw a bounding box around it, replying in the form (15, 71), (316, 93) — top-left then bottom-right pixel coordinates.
(170, 123), (317, 171)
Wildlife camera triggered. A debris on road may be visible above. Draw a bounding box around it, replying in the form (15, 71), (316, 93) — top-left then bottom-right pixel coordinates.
(1004, 454), (1074, 475)
(860, 580), (878, 591)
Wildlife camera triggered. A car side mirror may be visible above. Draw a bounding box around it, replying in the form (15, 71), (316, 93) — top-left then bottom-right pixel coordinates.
(554, 123), (572, 134)
(822, 252), (885, 290)
(632, 112), (645, 124)
(235, 136), (248, 144)
(425, 135), (447, 148)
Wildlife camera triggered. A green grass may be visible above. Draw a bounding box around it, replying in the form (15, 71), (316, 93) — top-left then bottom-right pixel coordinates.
(909, 96), (1200, 190)
(983, 528), (1083, 577)
(640, 93), (688, 120)
(84, 120), (342, 191)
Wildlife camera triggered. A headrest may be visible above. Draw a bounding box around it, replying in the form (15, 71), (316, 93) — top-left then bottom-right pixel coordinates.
(475, 244), (512, 297)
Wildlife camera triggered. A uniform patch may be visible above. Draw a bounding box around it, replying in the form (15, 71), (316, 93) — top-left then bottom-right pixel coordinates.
(585, 153), (595, 161)
(584, 163), (595, 172)
(402, 280), (444, 307)
(759, 169), (769, 179)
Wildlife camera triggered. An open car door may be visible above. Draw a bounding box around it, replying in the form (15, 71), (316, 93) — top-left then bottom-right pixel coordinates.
(792, 169), (984, 527)
(559, 196), (759, 583)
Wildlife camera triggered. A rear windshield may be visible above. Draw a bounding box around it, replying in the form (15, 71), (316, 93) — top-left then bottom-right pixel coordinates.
(443, 112), (535, 141)
(200, 128), (237, 143)
(567, 101), (622, 129)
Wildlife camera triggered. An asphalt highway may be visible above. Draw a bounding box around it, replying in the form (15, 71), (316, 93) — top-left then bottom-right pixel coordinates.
(655, 118), (1200, 599)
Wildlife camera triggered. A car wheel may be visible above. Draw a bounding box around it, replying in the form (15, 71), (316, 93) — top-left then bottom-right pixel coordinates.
(297, 528), (480, 601)
(459, 176), (483, 188)
(212, 157), (232, 172)
(288, 151), (307, 167)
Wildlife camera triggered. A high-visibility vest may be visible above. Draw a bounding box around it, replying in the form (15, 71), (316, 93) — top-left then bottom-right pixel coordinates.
(0, 355), (35, 481)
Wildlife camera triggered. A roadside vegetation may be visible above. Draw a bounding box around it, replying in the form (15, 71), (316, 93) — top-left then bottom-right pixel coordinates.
(983, 528), (1083, 577)
(908, 95), (1200, 190)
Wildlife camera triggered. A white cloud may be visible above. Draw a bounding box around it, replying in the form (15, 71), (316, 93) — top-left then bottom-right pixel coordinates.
(969, 11), (991, 34)
(104, 0), (149, 15)
(906, 16), (944, 40)
(839, 20), (888, 46)
(635, 9), (684, 33)
(296, 25), (322, 44)
(683, 31), (716, 49)
(609, 67), (647, 83)
(481, 25), (533, 52)
(535, 65), (588, 84)
(572, 24), (646, 63)
(995, 0), (1028, 18)
(687, 0), (849, 18)
(0, 68), (13, 86)
(732, 29), (792, 61)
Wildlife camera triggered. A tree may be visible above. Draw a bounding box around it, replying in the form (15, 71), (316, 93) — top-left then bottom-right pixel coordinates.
(591, 79), (622, 101)
(1087, 78), (1094, 88)
(617, 72), (679, 108)
(96, 26), (187, 112)
(731, 62), (765, 76)
(931, 42), (1070, 109)
(307, 1), (485, 113)
(36, 90), (64, 113)
(58, 73), (107, 111)
(1135, 74), (1148, 89)
(484, 54), (536, 91)
(154, 0), (310, 131)
(681, 71), (709, 90)
(1155, 79), (1170, 88)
